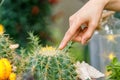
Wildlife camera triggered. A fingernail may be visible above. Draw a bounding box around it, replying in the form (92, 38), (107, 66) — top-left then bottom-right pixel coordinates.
(59, 42), (64, 50)
(81, 38), (87, 45)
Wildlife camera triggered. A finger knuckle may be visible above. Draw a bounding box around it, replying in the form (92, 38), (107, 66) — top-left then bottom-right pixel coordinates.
(90, 22), (98, 27)
(78, 39), (81, 42)
(86, 33), (92, 40)
(72, 38), (81, 43)
(69, 16), (73, 22)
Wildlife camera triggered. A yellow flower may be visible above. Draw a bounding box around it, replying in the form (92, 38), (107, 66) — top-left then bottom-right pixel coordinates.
(40, 46), (58, 56)
(41, 46), (56, 52)
(0, 24), (4, 35)
(9, 73), (16, 80)
(108, 52), (116, 60)
(105, 71), (112, 77)
(0, 58), (12, 80)
(106, 34), (116, 43)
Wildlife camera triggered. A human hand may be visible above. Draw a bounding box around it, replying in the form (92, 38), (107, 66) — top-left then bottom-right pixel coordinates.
(59, 0), (110, 50)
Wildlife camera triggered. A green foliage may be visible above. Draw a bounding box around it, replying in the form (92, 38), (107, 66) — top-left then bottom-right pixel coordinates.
(0, 0), (52, 45)
(69, 43), (84, 62)
(106, 57), (120, 80)
(0, 0), (4, 6)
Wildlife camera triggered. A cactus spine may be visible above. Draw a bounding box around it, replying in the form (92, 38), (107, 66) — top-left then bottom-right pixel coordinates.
(24, 33), (77, 80)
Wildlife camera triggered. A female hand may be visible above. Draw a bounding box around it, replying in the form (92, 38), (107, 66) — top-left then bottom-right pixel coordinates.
(59, 0), (110, 50)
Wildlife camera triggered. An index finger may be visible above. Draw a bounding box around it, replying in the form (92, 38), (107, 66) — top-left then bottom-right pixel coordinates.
(59, 21), (83, 50)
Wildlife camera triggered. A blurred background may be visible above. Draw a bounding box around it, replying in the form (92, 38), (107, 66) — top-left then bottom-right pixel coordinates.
(0, 0), (88, 62)
(1, 0), (120, 79)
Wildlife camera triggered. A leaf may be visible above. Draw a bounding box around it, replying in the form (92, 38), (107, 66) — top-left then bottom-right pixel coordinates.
(106, 57), (120, 79)
(111, 57), (118, 64)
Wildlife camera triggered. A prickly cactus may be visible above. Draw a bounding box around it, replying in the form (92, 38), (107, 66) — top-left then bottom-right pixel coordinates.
(24, 33), (77, 80)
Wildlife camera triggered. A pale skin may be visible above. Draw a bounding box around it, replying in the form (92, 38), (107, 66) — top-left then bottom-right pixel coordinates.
(59, 0), (120, 50)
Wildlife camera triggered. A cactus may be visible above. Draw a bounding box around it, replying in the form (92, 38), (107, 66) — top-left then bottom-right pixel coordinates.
(0, 28), (105, 80)
(0, 32), (78, 80)
(0, 33), (20, 62)
(0, 27), (21, 79)
(23, 33), (77, 80)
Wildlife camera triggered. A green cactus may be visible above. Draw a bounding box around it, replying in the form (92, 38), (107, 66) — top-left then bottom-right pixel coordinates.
(0, 32), (78, 80)
(0, 34), (12, 58)
(0, 34), (20, 64)
(23, 33), (77, 80)
(0, 32), (24, 79)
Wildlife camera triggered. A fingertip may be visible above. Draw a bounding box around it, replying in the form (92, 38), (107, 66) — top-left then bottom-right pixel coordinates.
(58, 42), (66, 50)
(81, 38), (86, 45)
(81, 36), (88, 45)
(58, 45), (63, 50)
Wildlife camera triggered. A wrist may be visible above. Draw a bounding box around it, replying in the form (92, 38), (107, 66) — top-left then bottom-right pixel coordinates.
(101, 0), (110, 5)
(90, 0), (110, 6)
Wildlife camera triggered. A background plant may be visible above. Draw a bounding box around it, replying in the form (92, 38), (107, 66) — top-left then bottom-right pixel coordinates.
(0, 0), (55, 46)
(106, 57), (120, 80)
